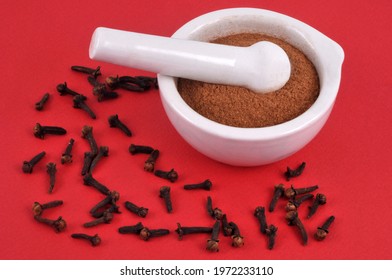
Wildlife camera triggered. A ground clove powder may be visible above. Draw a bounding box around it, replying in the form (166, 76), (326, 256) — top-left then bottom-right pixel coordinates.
(178, 33), (320, 128)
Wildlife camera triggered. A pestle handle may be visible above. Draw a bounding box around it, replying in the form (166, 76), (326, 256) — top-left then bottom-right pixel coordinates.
(89, 27), (291, 93)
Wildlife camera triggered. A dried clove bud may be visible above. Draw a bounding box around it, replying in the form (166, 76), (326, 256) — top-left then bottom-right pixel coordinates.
(154, 169), (179, 183)
(144, 149), (159, 172)
(268, 184), (285, 212)
(284, 162), (306, 180)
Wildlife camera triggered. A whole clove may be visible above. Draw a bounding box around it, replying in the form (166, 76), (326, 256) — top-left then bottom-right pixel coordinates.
(61, 138), (75, 164)
(56, 82), (87, 100)
(254, 206), (268, 234)
(139, 227), (170, 241)
(206, 220), (220, 252)
(135, 76), (159, 89)
(71, 233), (101, 246)
(315, 215), (335, 241)
(118, 222), (144, 235)
(144, 149), (159, 172)
(285, 210), (308, 245)
(83, 211), (113, 228)
(34, 215), (67, 233)
(159, 186), (173, 213)
(268, 184), (285, 212)
(108, 114), (132, 136)
(154, 169), (179, 183)
(265, 224), (278, 250)
(87, 75), (119, 102)
(285, 193), (314, 212)
(284, 162), (306, 180)
(35, 93), (50, 111)
(284, 185), (319, 199)
(129, 144), (154, 155)
(81, 125), (98, 155)
(71, 65), (101, 78)
(184, 179), (212, 191)
(90, 191), (120, 215)
(89, 146), (109, 173)
(206, 196), (224, 220)
(73, 95), (96, 119)
(81, 151), (95, 176)
(83, 173), (111, 196)
(32, 200), (63, 216)
(124, 201), (149, 218)
(221, 214), (232, 236)
(46, 162), (57, 193)
(106, 75), (146, 92)
(307, 193), (327, 218)
(91, 203), (121, 218)
(229, 222), (244, 248)
(175, 223), (213, 240)
(22, 151), (46, 173)
(33, 123), (67, 139)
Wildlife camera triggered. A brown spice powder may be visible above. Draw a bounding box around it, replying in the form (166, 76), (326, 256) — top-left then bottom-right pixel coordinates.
(177, 33), (320, 128)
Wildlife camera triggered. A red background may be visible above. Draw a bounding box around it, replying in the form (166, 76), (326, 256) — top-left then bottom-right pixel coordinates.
(1, 0), (391, 260)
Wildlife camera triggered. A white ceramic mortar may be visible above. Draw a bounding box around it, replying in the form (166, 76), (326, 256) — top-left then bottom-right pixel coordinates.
(157, 8), (344, 166)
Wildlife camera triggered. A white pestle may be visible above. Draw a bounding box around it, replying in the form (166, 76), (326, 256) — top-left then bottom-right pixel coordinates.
(89, 27), (291, 93)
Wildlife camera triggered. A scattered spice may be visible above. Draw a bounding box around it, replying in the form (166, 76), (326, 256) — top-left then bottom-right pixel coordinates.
(83, 211), (113, 227)
(286, 210), (308, 245)
(285, 193), (314, 212)
(206, 196), (224, 220)
(184, 179), (212, 191)
(73, 95), (96, 119)
(71, 233), (101, 246)
(22, 151), (46, 173)
(314, 216), (335, 241)
(89, 146), (109, 173)
(83, 173), (111, 195)
(229, 222), (244, 248)
(81, 125), (98, 155)
(56, 82), (87, 100)
(175, 223), (213, 240)
(81, 151), (95, 176)
(129, 144), (154, 155)
(284, 184), (318, 199)
(34, 215), (67, 233)
(23, 63), (335, 253)
(124, 201), (149, 218)
(307, 193), (327, 218)
(178, 34), (319, 128)
(46, 162), (57, 193)
(285, 162), (307, 180)
(32, 200), (63, 216)
(33, 123), (66, 139)
(61, 138), (75, 164)
(89, 191), (120, 216)
(221, 214), (233, 236)
(144, 149), (159, 172)
(206, 220), (220, 252)
(139, 227), (170, 241)
(154, 168), (179, 182)
(268, 184), (285, 212)
(35, 93), (50, 111)
(108, 114), (132, 136)
(265, 224), (278, 250)
(71, 65), (101, 78)
(159, 186), (173, 213)
(254, 206), (268, 234)
(118, 222), (144, 235)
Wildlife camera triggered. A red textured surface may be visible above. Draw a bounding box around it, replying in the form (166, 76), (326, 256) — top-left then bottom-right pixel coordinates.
(1, 0), (391, 260)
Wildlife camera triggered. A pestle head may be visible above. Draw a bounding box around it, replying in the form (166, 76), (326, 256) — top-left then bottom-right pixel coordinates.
(242, 41), (291, 93)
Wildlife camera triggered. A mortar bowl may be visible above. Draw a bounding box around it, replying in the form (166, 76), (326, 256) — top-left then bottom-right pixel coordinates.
(158, 8), (344, 166)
